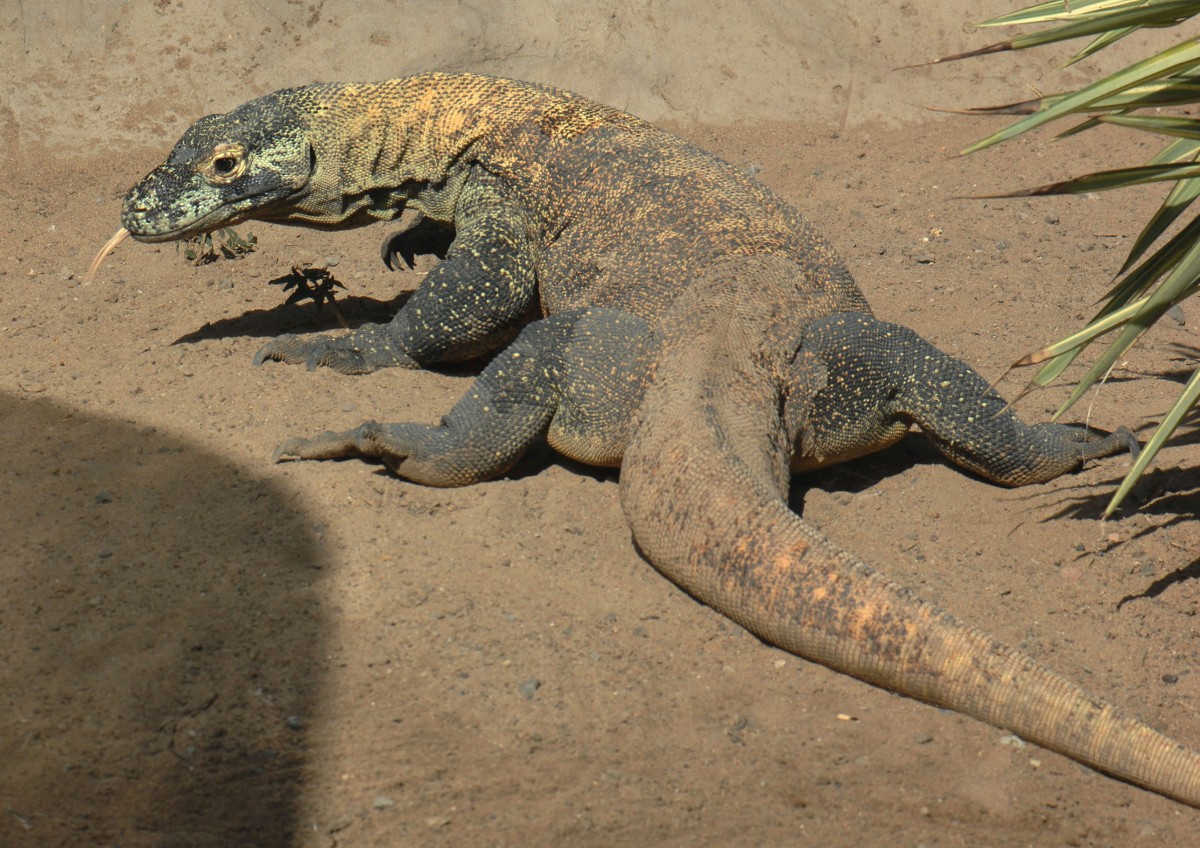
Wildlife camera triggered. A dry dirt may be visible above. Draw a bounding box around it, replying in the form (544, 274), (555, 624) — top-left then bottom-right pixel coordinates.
(4, 4), (1200, 848)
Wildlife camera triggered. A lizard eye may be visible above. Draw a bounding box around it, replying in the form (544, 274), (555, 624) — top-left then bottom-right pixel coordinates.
(205, 145), (247, 183)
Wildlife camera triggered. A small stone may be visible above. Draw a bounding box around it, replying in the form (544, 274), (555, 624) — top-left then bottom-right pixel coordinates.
(518, 678), (541, 700)
(94, 491), (113, 505)
(373, 796), (395, 809)
(1163, 673), (1179, 684)
(1044, 212), (1060, 225)
(285, 715), (305, 730)
(324, 255), (341, 267)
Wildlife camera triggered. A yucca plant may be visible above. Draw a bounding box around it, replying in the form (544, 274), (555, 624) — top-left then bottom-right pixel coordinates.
(940, 0), (1200, 515)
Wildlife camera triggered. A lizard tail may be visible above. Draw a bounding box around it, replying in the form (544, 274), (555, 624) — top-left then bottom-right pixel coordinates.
(620, 302), (1200, 807)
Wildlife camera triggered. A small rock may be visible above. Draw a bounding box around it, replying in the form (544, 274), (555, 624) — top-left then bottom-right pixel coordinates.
(285, 715), (305, 730)
(1163, 673), (1180, 684)
(1044, 212), (1060, 225)
(518, 678), (541, 700)
(914, 254), (935, 264)
(94, 491), (113, 505)
(373, 796), (395, 809)
(325, 255), (341, 267)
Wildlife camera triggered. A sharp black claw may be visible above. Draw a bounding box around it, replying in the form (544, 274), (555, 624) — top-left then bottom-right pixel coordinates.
(380, 231), (416, 272)
(1122, 428), (1141, 461)
(253, 339), (285, 366)
(379, 215), (454, 272)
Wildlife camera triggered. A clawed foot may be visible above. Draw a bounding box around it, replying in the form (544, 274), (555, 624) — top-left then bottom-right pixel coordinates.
(273, 421), (401, 466)
(273, 426), (368, 463)
(1114, 426), (1141, 462)
(253, 332), (373, 373)
(379, 215), (455, 271)
(1068, 424), (1141, 464)
(253, 325), (415, 374)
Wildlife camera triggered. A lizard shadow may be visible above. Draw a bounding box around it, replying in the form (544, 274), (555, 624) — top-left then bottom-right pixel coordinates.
(789, 434), (941, 513)
(171, 287), (413, 346)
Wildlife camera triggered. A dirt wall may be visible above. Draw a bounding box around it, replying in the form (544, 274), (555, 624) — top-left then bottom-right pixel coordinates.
(0, 0), (1183, 158)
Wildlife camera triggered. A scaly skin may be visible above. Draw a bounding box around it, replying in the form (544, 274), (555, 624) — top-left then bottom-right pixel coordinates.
(120, 72), (1198, 806)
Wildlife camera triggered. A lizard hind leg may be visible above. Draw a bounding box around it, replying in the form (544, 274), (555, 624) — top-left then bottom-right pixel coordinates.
(797, 312), (1137, 487)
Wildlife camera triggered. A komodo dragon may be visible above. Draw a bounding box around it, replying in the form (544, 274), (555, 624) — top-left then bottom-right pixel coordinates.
(115, 72), (1200, 806)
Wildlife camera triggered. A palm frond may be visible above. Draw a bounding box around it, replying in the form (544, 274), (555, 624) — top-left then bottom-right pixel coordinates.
(945, 0), (1200, 512)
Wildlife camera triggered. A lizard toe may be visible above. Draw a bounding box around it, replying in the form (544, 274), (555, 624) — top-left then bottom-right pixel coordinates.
(305, 342), (373, 374)
(254, 333), (328, 367)
(272, 423), (381, 463)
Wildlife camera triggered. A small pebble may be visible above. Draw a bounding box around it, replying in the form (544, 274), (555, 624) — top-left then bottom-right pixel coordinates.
(373, 796), (395, 809)
(518, 678), (541, 700)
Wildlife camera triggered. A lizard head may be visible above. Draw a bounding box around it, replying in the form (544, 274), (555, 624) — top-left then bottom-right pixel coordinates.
(121, 91), (317, 243)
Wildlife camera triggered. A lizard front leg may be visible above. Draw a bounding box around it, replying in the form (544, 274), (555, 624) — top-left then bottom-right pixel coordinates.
(254, 169), (538, 374)
(274, 309), (651, 485)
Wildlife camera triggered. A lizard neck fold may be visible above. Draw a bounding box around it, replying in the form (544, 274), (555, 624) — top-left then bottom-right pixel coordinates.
(287, 75), (502, 227)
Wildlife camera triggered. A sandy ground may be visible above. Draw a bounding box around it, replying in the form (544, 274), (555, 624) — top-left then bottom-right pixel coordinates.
(4, 4), (1200, 847)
